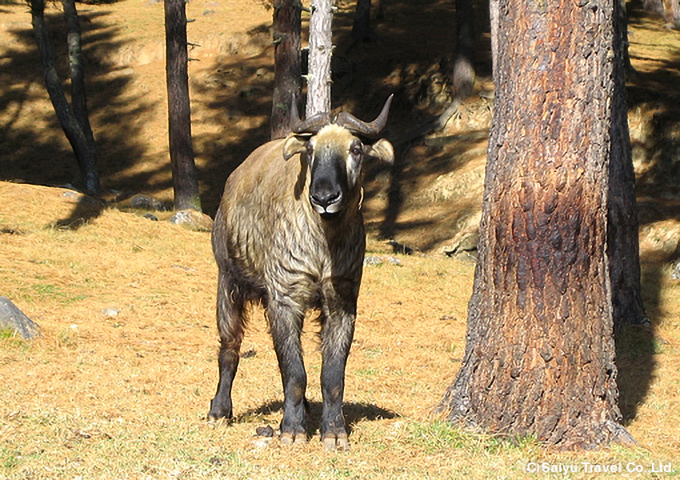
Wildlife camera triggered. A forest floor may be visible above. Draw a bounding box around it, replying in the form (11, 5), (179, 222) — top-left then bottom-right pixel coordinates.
(1, 0), (680, 478)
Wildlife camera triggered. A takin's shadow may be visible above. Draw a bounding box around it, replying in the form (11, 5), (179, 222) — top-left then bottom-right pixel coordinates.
(236, 400), (399, 436)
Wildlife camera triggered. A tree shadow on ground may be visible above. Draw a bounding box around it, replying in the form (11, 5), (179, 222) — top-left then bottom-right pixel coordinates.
(0, 6), (156, 225)
(614, 2), (680, 426)
(190, 48), (274, 217)
(237, 399), (399, 436)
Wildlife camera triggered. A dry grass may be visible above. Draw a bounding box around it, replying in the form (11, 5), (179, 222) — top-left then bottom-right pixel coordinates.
(1, 181), (679, 479)
(2, 0), (680, 477)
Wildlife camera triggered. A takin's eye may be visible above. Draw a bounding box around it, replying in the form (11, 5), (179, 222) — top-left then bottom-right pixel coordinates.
(350, 144), (363, 157)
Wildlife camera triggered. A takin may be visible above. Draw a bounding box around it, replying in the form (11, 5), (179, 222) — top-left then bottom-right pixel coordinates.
(207, 95), (394, 450)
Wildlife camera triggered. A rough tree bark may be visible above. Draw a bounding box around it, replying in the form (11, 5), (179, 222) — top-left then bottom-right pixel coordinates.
(609, 0), (647, 328)
(437, 0), (639, 449)
(165, 0), (202, 211)
(270, 0), (302, 139)
(29, 0), (101, 194)
(306, 0), (334, 117)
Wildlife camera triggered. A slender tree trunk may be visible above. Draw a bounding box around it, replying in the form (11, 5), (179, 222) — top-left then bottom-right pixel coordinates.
(306, 0), (334, 117)
(30, 0), (101, 194)
(352, 0), (371, 44)
(437, 0), (638, 449)
(165, 0), (201, 211)
(609, 0), (647, 327)
(271, 0), (302, 139)
(489, 0), (499, 79)
(452, 0), (475, 98)
(62, 0), (94, 149)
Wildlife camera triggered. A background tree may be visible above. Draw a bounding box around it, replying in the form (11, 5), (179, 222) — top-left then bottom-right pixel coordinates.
(351, 0), (371, 44)
(270, 0), (302, 139)
(29, 0), (100, 195)
(437, 0), (640, 448)
(642, 0), (680, 29)
(165, 0), (201, 211)
(451, 0), (475, 98)
(306, 0), (334, 117)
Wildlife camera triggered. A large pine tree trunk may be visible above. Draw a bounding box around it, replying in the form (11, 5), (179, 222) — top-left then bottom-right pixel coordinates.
(30, 0), (101, 195)
(270, 0), (302, 139)
(165, 0), (201, 211)
(437, 0), (638, 449)
(306, 0), (334, 117)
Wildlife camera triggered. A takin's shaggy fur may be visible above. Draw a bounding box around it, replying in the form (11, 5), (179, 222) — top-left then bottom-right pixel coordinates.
(207, 96), (394, 450)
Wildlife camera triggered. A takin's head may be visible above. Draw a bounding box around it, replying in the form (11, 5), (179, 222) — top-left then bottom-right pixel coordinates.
(282, 95), (395, 218)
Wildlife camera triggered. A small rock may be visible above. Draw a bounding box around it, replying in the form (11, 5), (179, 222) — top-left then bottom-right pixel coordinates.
(388, 240), (414, 255)
(252, 437), (273, 449)
(444, 231), (479, 257)
(255, 425), (275, 437)
(168, 209), (214, 232)
(128, 194), (168, 211)
(240, 349), (257, 359)
(364, 255), (383, 266)
(143, 213), (159, 221)
(101, 308), (120, 318)
(672, 260), (680, 280)
(386, 256), (402, 266)
(61, 190), (80, 200)
(0, 297), (40, 340)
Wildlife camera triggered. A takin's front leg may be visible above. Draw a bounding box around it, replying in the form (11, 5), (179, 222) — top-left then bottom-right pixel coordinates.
(268, 301), (308, 445)
(319, 292), (357, 451)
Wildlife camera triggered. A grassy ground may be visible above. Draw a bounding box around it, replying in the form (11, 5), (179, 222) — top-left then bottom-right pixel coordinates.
(1, 0), (680, 477)
(0, 185), (679, 479)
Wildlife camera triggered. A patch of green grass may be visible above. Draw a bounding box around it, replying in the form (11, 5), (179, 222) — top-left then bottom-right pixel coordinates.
(355, 367), (380, 377)
(0, 448), (19, 471)
(408, 421), (470, 452)
(16, 283), (87, 306)
(362, 347), (383, 359)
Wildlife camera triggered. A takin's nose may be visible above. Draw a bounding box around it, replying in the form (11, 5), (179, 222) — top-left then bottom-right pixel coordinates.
(310, 188), (343, 215)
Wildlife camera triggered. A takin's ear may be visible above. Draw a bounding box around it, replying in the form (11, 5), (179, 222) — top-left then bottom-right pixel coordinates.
(365, 139), (394, 165)
(282, 135), (307, 161)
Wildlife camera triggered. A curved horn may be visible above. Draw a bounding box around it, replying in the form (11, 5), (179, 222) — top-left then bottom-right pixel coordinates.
(289, 94), (301, 129)
(292, 111), (332, 134)
(334, 94), (394, 138)
(289, 95), (333, 134)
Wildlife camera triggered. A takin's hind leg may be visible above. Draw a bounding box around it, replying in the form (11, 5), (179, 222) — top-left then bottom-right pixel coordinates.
(268, 300), (308, 445)
(207, 267), (245, 423)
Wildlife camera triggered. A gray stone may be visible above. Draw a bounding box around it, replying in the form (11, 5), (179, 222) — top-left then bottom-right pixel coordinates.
(101, 308), (120, 318)
(0, 297), (40, 340)
(128, 194), (169, 211)
(364, 255), (383, 266)
(386, 256), (403, 266)
(168, 209), (214, 232)
(672, 260), (680, 280)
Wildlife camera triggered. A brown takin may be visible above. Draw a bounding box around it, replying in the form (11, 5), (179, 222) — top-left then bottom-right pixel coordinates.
(207, 95), (394, 450)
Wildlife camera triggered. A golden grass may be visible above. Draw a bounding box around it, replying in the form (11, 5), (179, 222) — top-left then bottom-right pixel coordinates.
(2, 0), (680, 476)
(1, 181), (679, 479)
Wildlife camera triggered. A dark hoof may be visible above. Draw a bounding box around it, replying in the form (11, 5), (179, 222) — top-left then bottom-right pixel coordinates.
(206, 414), (232, 427)
(206, 404), (233, 426)
(280, 428), (307, 445)
(321, 431), (349, 451)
